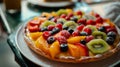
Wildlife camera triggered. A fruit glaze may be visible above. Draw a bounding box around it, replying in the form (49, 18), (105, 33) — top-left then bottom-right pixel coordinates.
(24, 9), (120, 63)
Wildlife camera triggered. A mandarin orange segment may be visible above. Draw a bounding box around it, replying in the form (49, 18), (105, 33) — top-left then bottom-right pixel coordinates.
(28, 32), (43, 41)
(68, 44), (80, 58)
(49, 41), (60, 58)
(67, 36), (86, 44)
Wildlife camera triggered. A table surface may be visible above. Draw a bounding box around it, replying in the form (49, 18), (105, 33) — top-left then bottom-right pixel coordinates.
(0, 0), (119, 67)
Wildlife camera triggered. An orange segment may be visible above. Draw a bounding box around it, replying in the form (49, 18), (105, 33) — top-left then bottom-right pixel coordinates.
(67, 36), (86, 44)
(49, 41), (60, 58)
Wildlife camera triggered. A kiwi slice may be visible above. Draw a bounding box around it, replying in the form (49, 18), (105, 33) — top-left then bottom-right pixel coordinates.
(92, 31), (107, 40)
(83, 14), (96, 20)
(84, 25), (97, 32)
(57, 9), (67, 16)
(57, 18), (66, 24)
(87, 39), (110, 54)
(63, 21), (78, 30)
(40, 21), (56, 28)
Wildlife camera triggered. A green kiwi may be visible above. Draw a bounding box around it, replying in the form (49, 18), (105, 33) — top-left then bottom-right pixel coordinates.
(92, 31), (107, 40)
(57, 18), (66, 24)
(82, 14), (96, 20)
(63, 21), (78, 30)
(57, 9), (67, 16)
(84, 25), (98, 32)
(40, 21), (56, 28)
(87, 39), (110, 54)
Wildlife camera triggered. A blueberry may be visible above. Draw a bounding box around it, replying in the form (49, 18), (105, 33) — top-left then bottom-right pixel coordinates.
(70, 16), (78, 22)
(63, 26), (69, 30)
(41, 27), (47, 32)
(48, 16), (54, 20)
(68, 28), (74, 34)
(80, 32), (88, 36)
(47, 36), (55, 44)
(80, 40), (86, 45)
(98, 26), (106, 32)
(106, 37), (115, 45)
(51, 27), (60, 35)
(107, 31), (116, 39)
(60, 44), (68, 52)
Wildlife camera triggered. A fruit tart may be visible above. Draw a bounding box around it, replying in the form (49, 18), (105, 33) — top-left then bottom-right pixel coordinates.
(24, 9), (120, 63)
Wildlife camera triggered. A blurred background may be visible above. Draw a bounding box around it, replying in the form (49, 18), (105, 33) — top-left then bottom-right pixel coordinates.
(0, 0), (120, 67)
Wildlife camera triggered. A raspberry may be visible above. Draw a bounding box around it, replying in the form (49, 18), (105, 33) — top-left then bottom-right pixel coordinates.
(65, 16), (70, 20)
(83, 28), (92, 35)
(43, 31), (51, 39)
(56, 23), (62, 30)
(76, 10), (82, 15)
(52, 17), (57, 22)
(94, 13), (100, 18)
(67, 13), (73, 18)
(85, 35), (94, 42)
(61, 30), (70, 38)
(47, 25), (55, 31)
(95, 17), (103, 23)
(57, 36), (67, 44)
(77, 24), (85, 31)
(77, 18), (86, 25)
(72, 30), (80, 36)
(60, 14), (66, 18)
(86, 20), (95, 25)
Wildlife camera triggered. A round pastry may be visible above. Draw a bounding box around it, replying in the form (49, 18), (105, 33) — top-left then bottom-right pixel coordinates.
(24, 9), (120, 63)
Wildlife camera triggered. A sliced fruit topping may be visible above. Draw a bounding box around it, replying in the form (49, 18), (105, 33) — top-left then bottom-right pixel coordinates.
(47, 25), (55, 31)
(28, 32), (43, 41)
(67, 13), (73, 18)
(75, 43), (89, 56)
(61, 30), (70, 39)
(67, 36), (86, 44)
(106, 28), (117, 33)
(92, 31), (107, 40)
(106, 37), (115, 45)
(80, 40), (86, 45)
(83, 15), (96, 20)
(68, 43), (81, 58)
(40, 21), (56, 28)
(49, 41), (60, 58)
(87, 39), (110, 54)
(98, 26), (106, 32)
(95, 17), (103, 24)
(28, 25), (39, 32)
(57, 18), (66, 24)
(29, 20), (40, 26)
(51, 27), (60, 35)
(55, 23), (62, 30)
(86, 19), (95, 25)
(60, 44), (68, 52)
(85, 25), (98, 32)
(77, 18), (86, 25)
(80, 32), (88, 36)
(57, 36), (67, 44)
(60, 14), (67, 18)
(57, 9), (67, 16)
(41, 27), (48, 32)
(83, 28), (92, 35)
(107, 31), (116, 39)
(63, 21), (78, 30)
(63, 26), (69, 30)
(72, 30), (80, 36)
(47, 36), (56, 44)
(85, 35), (94, 42)
(70, 16), (78, 22)
(77, 24), (85, 31)
(76, 10), (83, 15)
(43, 31), (51, 39)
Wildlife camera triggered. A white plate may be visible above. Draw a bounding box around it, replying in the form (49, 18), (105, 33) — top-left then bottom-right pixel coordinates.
(28, 0), (75, 7)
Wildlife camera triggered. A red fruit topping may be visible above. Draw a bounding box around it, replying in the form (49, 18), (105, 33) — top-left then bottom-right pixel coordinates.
(77, 24), (85, 31)
(47, 25), (55, 31)
(104, 25), (111, 29)
(72, 30), (80, 36)
(56, 23), (62, 30)
(68, 13), (73, 18)
(75, 43), (89, 56)
(52, 17), (57, 22)
(29, 20), (40, 26)
(83, 28), (92, 35)
(76, 10), (82, 15)
(60, 14), (66, 18)
(96, 17), (103, 24)
(85, 35), (94, 42)
(106, 28), (117, 33)
(86, 20), (95, 25)
(43, 31), (51, 39)
(77, 18), (86, 25)
(28, 25), (39, 32)
(65, 16), (70, 20)
(57, 36), (67, 44)
(94, 13), (100, 18)
(61, 30), (70, 38)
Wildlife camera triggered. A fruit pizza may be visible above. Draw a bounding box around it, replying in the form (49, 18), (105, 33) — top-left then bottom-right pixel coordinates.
(24, 9), (120, 63)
